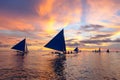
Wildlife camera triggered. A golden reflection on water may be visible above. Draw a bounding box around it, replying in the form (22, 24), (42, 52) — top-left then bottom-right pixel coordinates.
(0, 51), (120, 80)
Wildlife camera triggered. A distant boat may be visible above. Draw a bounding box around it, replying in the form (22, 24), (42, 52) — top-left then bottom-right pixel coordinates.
(98, 48), (101, 52)
(44, 29), (66, 54)
(11, 38), (28, 54)
(106, 49), (110, 53)
(74, 47), (79, 53)
(94, 48), (101, 53)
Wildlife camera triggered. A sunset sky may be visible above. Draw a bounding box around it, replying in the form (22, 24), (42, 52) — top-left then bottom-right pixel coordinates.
(0, 0), (120, 51)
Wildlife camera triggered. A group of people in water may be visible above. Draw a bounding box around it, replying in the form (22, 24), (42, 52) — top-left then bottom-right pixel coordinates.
(52, 48), (112, 55)
(52, 50), (80, 54)
(51, 47), (120, 55)
(92, 48), (110, 53)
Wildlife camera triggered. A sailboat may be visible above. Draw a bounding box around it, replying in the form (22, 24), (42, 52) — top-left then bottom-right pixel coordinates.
(44, 29), (66, 54)
(74, 47), (79, 53)
(106, 49), (110, 53)
(98, 48), (101, 52)
(11, 38), (28, 54)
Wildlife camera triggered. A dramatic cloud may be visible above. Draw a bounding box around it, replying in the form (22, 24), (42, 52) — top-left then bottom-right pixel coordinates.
(0, 0), (40, 17)
(66, 39), (77, 42)
(0, 41), (10, 48)
(87, 0), (120, 24)
(91, 34), (112, 39)
(0, 44), (10, 48)
(0, 0), (120, 51)
(66, 38), (85, 48)
(80, 38), (120, 45)
(0, 18), (35, 31)
(81, 24), (104, 31)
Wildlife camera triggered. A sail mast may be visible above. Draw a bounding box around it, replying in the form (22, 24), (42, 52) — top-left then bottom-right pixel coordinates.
(25, 36), (28, 53)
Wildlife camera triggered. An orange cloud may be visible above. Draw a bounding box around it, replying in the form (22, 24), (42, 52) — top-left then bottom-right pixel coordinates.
(38, 0), (55, 16)
(0, 16), (35, 31)
(0, 0), (120, 51)
(36, 0), (82, 33)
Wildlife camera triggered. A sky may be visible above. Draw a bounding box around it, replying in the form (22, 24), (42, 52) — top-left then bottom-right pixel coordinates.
(0, 0), (120, 51)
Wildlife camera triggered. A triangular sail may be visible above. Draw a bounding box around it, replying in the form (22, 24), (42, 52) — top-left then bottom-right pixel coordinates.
(11, 39), (26, 52)
(44, 29), (66, 52)
(74, 47), (79, 53)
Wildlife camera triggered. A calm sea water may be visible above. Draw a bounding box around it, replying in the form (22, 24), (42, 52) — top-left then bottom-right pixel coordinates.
(0, 51), (120, 80)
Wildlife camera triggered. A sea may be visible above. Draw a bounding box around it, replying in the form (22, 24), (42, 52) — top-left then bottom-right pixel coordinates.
(0, 51), (120, 80)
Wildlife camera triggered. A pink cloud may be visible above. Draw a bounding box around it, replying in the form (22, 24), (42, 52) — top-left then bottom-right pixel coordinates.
(87, 0), (120, 24)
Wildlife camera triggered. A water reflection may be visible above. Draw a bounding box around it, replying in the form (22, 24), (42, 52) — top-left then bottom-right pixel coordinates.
(0, 52), (41, 80)
(13, 54), (26, 69)
(0, 51), (120, 80)
(52, 54), (66, 80)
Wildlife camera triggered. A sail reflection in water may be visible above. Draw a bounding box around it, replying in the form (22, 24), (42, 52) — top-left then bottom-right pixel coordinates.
(52, 55), (66, 80)
(14, 54), (25, 69)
